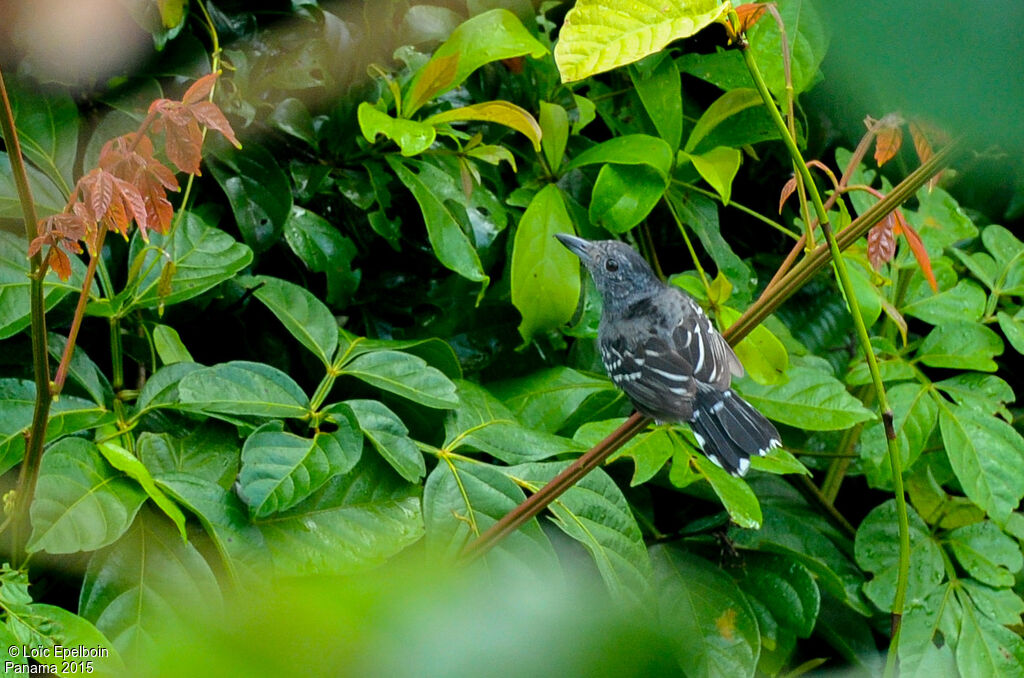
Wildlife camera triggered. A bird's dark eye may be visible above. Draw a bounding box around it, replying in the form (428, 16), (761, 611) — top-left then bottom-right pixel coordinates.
(605, 259), (619, 272)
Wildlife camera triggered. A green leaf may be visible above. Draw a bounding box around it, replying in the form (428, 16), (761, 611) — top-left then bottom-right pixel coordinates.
(15, 603), (125, 676)
(152, 324), (193, 365)
(336, 331), (463, 380)
(338, 400), (424, 482)
(997, 309), (1024, 354)
(565, 134), (672, 175)
(747, 0), (830, 99)
(80, 509), (221, 665)
(855, 500), (944, 611)
(934, 373), (1014, 420)
(511, 185), (580, 343)
(554, 0), (728, 82)
(423, 456), (558, 576)
(898, 584), (960, 676)
(947, 522), (1023, 588)
(0, 152), (66, 219)
(651, 545), (760, 678)
(719, 305), (788, 385)
(137, 426), (240, 489)
(339, 349), (458, 409)
(27, 438), (147, 555)
(96, 440), (189, 542)
(630, 55), (683, 151)
(403, 9), (547, 116)
(4, 80), (78, 193)
(960, 579), (1024, 626)
(681, 146), (742, 205)
(358, 102), (436, 156)
(133, 362), (203, 416)
(750, 446), (811, 476)
(156, 473), (270, 588)
(491, 367), (622, 434)
(283, 205), (360, 307)
(123, 208), (253, 311)
(938, 403), (1024, 524)
(860, 382), (938, 488)
(0, 231), (84, 340)
(902, 279), (986, 326)
(178, 361), (310, 419)
(577, 420), (678, 486)
(740, 363), (875, 431)
(507, 461), (651, 600)
(667, 188), (754, 301)
(589, 162), (669, 233)
(239, 420), (362, 518)
(539, 102), (569, 172)
(208, 140), (293, 253)
(693, 454), (762, 529)
(685, 88), (763, 153)
(251, 275), (338, 366)
(387, 156), (489, 288)
(956, 602), (1024, 678)
(257, 455), (423, 576)
(0, 380), (114, 475)
(739, 553), (820, 638)
(981, 224), (1024, 296)
(426, 101), (542, 152)
(444, 381), (583, 464)
(268, 97), (316, 145)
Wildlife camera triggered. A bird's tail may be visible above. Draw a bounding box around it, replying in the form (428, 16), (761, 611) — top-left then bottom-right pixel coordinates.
(690, 388), (781, 476)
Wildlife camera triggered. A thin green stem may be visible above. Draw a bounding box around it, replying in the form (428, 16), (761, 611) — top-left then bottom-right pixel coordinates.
(0, 67), (51, 562)
(740, 34), (911, 671)
(665, 195), (711, 296)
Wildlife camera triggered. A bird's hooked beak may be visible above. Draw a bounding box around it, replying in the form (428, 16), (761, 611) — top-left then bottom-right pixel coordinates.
(554, 233), (593, 264)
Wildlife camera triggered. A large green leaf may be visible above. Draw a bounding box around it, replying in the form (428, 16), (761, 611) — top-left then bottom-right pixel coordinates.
(631, 54), (683, 151)
(511, 185), (579, 343)
(444, 380), (583, 464)
(917, 322), (1003, 372)
(132, 362), (203, 416)
(746, 0), (830, 99)
(0, 152), (67, 219)
(565, 134), (672, 175)
(257, 455), (423, 576)
(387, 156), (488, 288)
(27, 438), (147, 555)
(403, 9), (547, 115)
(651, 545), (760, 678)
(423, 456), (558, 577)
(685, 88), (763, 153)
(4, 80), (78, 194)
(681, 146), (742, 205)
(157, 473), (271, 588)
(740, 362), (875, 431)
(137, 426), (240, 490)
(956, 600), (1024, 678)
(122, 208), (253, 312)
(358, 103), (436, 156)
(9, 602), (125, 676)
(97, 440), (189, 542)
(854, 500), (944, 611)
(692, 454), (762, 529)
(898, 584), (960, 676)
(251, 275), (338, 366)
(902, 279), (986, 326)
(339, 349), (458, 409)
(589, 162), (669, 233)
(0, 231), (84, 340)
(339, 400), (425, 482)
(79, 509), (222, 665)
(719, 305), (788, 385)
(282, 205), (360, 307)
(239, 420), (362, 518)
(425, 101), (542, 152)
(505, 461), (651, 600)
(947, 522), (1023, 588)
(208, 140), (293, 253)
(938, 403), (1024, 524)
(0, 379), (113, 476)
(336, 331), (463, 380)
(738, 553), (820, 640)
(492, 367), (623, 434)
(554, 0), (728, 82)
(177, 361), (310, 419)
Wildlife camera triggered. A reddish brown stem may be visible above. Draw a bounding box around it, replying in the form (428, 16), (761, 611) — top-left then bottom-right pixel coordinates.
(53, 228), (109, 392)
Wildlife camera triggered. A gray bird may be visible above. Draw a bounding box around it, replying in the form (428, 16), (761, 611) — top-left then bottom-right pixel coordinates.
(556, 233), (781, 476)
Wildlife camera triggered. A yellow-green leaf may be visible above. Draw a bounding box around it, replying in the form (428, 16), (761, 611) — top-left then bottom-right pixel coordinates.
(681, 146), (742, 205)
(357, 103), (436, 156)
(426, 101), (542, 151)
(555, 0), (728, 82)
(98, 440), (189, 542)
(720, 305), (788, 385)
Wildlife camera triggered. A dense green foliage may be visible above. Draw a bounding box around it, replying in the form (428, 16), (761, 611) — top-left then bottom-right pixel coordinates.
(0, 1), (1023, 676)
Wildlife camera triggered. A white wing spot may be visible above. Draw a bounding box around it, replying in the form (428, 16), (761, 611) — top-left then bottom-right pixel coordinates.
(737, 457), (750, 475)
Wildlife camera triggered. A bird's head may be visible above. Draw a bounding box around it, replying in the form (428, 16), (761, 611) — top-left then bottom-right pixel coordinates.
(555, 234), (662, 313)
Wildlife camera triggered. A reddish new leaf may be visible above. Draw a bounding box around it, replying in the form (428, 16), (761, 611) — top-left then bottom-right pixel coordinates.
(872, 114), (904, 167)
(188, 100), (240, 147)
(31, 212), (89, 281)
(735, 3), (768, 33)
(867, 212), (896, 269)
(181, 72), (219, 105)
(149, 72), (240, 175)
(778, 176), (797, 213)
(893, 208), (937, 291)
(909, 120), (948, 191)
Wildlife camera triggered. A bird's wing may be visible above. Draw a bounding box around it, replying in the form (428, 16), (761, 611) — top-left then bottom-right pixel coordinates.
(669, 290), (742, 389)
(600, 334), (697, 421)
